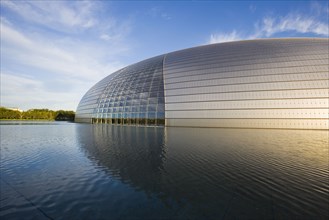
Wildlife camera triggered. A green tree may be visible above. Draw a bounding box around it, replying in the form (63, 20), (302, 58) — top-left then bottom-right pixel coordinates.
(1, 107), (75, 121)
(0, 107), (21, 119)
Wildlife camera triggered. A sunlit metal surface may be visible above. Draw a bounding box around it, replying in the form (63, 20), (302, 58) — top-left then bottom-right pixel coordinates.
(76, 38), (329, 129)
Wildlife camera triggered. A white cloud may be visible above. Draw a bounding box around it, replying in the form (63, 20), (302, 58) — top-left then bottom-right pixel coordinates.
(100, 34), (112, 41)
(1, 0), (97, 32)
(1, 73), (83, 110)
(209, 10), (329, 44)
(0, 23), (125, 110)
(253, 14), (329, 38)
(209, 30), (241, 44)
(0, 1), (131, 110)
(99, 20), (132, 43)
(1, 23), (116, 81)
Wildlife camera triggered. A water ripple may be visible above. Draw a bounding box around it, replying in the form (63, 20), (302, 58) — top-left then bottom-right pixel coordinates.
(1, 123), (328, 219)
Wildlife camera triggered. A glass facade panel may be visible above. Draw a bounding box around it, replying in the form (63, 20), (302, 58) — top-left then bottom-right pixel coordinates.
(76, 55), (165, 126)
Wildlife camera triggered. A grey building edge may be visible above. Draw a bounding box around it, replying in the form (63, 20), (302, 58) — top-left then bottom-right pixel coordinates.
(75, 38), (329, 130)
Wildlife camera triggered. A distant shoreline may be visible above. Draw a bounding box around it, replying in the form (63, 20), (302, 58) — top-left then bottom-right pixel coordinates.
(0, 119), (54, 121)
(0, 119), (74, 121)
(1, 107), (75, 121)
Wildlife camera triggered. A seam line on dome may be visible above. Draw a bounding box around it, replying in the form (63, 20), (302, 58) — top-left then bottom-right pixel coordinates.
(164, 79), (329, 91)
(165, 71), (329, 85)
(162, 53), (168, 125)
(165, 87), (329, 97)
(166, 97), (329, 104)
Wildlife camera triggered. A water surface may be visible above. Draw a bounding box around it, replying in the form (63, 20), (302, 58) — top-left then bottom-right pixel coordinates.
(1, 121), (328, 219)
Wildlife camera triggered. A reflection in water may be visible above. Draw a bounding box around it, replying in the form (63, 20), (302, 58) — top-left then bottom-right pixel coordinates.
(78, 125), (329, 219)
(79, 125), (166, 195)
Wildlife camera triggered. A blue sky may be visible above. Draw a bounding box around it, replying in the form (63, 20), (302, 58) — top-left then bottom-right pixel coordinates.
(1, 1), (328, 111)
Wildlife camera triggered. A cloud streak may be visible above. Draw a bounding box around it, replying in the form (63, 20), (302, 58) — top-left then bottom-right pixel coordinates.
(1, 23), (118, 80)
(209, 10), (329, 44)
(253, 14), (329, 38)
(209, 30), (241, 44)
(1, 1), (97, 31)
(1, 1), (130, 110)
(1, 73), (82, 110)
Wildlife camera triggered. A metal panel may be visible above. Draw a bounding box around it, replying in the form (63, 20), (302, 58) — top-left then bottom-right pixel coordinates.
(165, 65), (328, 82)
(163, 38), (329, 129)
(165, 59), (327, 77)
(166, 99), (329, 110)
(164, 54), (328, 73)
(165, 89), (329, 103)
(166, 118), (329, 130)
(165, 80), (328, 96)
(165, 109), (328, 119)
(165, 72), (328, 90)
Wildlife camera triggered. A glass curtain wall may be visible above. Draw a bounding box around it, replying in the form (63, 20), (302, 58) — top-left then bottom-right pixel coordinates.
(89, 55), (165, 126)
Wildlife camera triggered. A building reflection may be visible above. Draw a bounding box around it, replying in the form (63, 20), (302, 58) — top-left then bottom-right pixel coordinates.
(76, 124), (166, 195)
(76, 124), (329, 218)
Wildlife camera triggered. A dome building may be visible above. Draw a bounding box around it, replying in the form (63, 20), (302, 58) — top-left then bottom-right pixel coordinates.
(75, 38), (329, 129)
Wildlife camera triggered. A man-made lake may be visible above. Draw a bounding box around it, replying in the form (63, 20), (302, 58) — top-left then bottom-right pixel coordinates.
(0, 121), (328, 219)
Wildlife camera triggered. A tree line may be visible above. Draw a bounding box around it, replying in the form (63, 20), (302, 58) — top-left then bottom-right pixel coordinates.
(0, 107), (75, 121)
